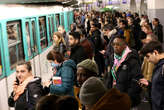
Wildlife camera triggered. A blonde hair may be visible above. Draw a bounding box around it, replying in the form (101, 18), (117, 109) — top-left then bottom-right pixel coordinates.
(53, 32), (66, 46)
(142, 25), (152, 34)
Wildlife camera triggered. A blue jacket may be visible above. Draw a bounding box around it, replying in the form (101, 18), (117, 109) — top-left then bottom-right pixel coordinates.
(50, 59), (76, 96)
(151, 59), (164, 110)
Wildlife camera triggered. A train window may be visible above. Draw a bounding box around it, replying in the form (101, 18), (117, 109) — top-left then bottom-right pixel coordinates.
(55, 14), (60, 29)
(26, 22), (32, 56)
(31, 21), (38, 53)
(48, 17), (53, 42)
(7, 21), (24, 69)
(39, 17), (48, 49)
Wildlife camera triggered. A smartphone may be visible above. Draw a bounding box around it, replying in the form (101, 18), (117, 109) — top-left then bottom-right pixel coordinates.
(16, 77), (19, 85)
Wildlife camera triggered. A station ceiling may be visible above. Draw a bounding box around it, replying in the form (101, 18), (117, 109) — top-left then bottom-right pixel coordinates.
(0, 0), (78, 6)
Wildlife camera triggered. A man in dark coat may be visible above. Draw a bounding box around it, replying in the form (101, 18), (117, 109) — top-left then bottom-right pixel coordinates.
(139, 41), (164, 110)
(69, 31), (87, 65)
(104, 35), (143, 108)
(88, 22), (105, 76)
(152, 18), (163, 43)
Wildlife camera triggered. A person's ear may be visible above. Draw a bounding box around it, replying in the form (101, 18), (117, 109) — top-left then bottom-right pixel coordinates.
(153, 50), (159, 55)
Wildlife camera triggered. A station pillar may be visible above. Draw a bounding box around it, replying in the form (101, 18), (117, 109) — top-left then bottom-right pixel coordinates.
(147, 0), (164, 32)
(130, 0), (137, 13)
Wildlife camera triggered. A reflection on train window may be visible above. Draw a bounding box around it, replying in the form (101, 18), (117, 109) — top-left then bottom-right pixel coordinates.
(39, 17), (48, 49)
(0, 52), (2, 75)
(48, 17), (53, 42)
(56, 14), (60, 30)
(7, 21), (25, 69)
(26, 22), (32, 56)
(32, 21), (38, 53)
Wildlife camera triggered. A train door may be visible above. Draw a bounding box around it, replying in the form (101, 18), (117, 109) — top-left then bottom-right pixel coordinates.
(25, 18), (39, 76)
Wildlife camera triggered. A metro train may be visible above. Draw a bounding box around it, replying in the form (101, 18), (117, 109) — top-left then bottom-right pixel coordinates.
(0, 4), (74, 110)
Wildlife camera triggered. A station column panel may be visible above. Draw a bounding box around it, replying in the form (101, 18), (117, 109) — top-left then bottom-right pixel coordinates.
(147, 0), (164, 40)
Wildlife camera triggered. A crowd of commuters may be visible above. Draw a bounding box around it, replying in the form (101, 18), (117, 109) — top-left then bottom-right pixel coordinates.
(8, 10), (164, 110)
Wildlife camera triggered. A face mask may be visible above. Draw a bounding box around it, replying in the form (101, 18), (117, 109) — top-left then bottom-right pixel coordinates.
(51, 62), (59, 68)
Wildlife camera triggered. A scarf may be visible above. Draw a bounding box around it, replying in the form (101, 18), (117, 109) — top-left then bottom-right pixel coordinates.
(14, 75), (34, 101)
(111, 46), (132, 81)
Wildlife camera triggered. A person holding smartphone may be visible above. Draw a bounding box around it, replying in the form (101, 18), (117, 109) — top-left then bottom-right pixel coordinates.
(139, 41), (164, 110)
(8, 61), (44, 110)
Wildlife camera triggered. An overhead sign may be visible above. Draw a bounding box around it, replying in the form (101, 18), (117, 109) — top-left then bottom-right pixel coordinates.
(122, 0), (127, 4)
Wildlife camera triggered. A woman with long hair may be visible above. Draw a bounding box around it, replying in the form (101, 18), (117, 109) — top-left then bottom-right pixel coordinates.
(53, 32), (66, 56)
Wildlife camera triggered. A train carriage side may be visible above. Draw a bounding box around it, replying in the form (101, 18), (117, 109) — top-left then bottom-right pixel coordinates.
(0, 7), (73, 110)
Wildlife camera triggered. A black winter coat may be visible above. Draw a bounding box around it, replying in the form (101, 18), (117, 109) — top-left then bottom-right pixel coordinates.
(8, 77), (44, 110)
(70, 45), (87, 65)
(104, 49), (143, 107)
(153, 24), (163, 43)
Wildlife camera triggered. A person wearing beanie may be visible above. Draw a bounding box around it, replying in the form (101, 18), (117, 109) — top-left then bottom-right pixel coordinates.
(77, 59), (98, 87)
(74, 59), (98, 110)
(91, 88), (131, 110)
(79, 77), (107, 110)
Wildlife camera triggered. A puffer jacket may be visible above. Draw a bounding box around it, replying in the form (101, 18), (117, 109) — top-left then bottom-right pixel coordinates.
(49, 59), (76, 96)
(8, 77), (44, 110)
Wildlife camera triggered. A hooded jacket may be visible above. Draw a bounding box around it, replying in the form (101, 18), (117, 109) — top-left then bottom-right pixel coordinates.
(49, 59), (76, 96)
(104, 49), (143, 107)
(8, 77), (44, 110)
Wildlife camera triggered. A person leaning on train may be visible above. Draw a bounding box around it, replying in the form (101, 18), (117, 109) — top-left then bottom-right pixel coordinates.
(43, 50), (76, 96)
(8, 61), (44, 110)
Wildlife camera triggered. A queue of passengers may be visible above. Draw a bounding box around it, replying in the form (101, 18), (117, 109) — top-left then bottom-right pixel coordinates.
(8, 10), (164, 110)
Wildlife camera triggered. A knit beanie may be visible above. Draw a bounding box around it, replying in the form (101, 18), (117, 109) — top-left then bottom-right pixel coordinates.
(77, 59), (98, 75)
(79, 77), (107, 106)
(91, 88), (131, 110)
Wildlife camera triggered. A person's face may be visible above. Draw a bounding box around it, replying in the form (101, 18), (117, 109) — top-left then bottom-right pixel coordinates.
(70, 24), (75, 31)
(103, 29), (110, 36)
(152, 19), (158, 26)
(127, 18), (133, 25)
(68, 35), (78, 47)
(112, 38), (126, 55)
(142, 26), (148, 34)
(119, 22), (125, 29)
(146, 51), (159, 64)
(58, 27), (65, 34)
(77, 67), (89, 87)
(16, 64), (31, 83)
(53, 35), (59, 43)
